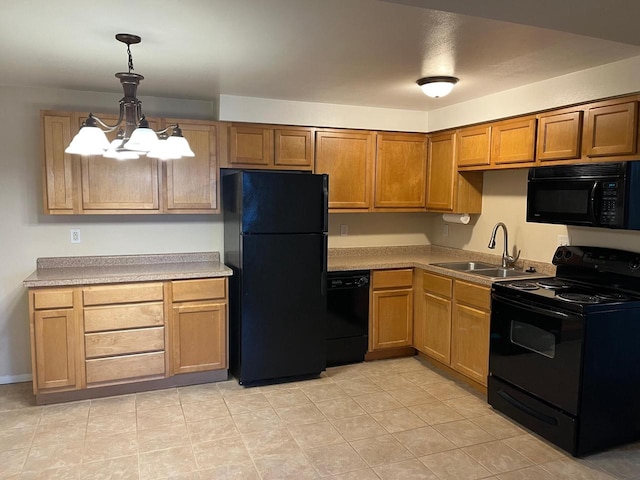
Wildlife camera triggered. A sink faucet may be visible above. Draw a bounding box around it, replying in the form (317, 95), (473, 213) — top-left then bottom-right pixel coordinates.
(488, 222), (521, 268)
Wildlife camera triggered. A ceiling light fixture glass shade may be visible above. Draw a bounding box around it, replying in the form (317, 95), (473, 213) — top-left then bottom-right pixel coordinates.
(65, 33), (192, 160)
(416, 76), (459, 98)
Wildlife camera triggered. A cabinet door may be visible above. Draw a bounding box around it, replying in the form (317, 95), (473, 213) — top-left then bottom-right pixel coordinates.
(457, 126), (491, 168)
(163, 120), (218, 213)
(491, 117), (536, 165)
(583, 101), (638, 158)
(451, 303), (489, 386)
(228, 125), (274, 167)
(42, 112), (75, 212)
(315, 130), (375, 210)
(371, 288), (413, 350)
(274, 128), (314, 169)
(172, 302), (227, 374)
(33, 309), (77, 391)
(536, 110), (583, 162)
(80, 114), (160, 211)
(426, 132), (456, 211)
(420, 292), (452, 364)
(374, 133), (427, 209)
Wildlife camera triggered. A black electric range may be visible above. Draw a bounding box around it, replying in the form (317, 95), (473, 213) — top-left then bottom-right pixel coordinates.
(489, 245), (640, 457)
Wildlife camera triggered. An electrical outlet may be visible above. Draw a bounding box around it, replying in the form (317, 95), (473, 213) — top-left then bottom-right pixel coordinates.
(340, 224), (348, 236)
(443, 224), (449, 237)
(557, 234), (570, 246)
(70, 228), (81, 244)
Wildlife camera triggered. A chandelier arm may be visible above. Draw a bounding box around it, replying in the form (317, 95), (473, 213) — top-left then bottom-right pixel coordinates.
(155, 124), (179, 135)
(88, 103), (126, 133)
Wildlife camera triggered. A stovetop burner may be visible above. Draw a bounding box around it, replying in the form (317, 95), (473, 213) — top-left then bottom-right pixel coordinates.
(536, 278), (571, 289)
(556, 293), (603, 304)
(595, 292), (632, 301)
(506, 282), (539, 291)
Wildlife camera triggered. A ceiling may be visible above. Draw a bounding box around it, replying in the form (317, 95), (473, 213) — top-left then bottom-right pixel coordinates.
(1, 0), (639, 111)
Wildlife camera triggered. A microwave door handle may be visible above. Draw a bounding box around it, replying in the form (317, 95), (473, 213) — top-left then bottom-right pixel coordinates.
(589, 181), (600, 223)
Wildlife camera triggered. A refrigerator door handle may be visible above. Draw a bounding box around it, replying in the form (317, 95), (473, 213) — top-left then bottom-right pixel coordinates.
(322, 175), (329, 233)
(321, 235), (328, 297)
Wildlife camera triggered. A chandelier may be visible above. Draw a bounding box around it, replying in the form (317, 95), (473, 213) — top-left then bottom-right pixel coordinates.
(65, 34), (194, 161)
(416, 76), (459, 98)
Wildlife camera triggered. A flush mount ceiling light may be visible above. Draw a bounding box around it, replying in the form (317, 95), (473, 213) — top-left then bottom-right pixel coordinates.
(416, 76), (459, 98)
(65, 33), (194, 160)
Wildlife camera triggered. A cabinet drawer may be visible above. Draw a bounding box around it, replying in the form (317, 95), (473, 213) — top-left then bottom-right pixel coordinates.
(84, 302), (164, 332)
(423, 272), (452, 298)
(455, 280), (490, 311)
(85, 327), (164, 359)
(86, 351), (165, 384)
(172, 278), (226, 302)
(83, 283), (163, 306)
(33, 289), (74, 310)
(372, 269), (413, 289)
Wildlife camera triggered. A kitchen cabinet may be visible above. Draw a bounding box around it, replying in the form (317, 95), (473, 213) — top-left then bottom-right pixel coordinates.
(451, 280), (490, 386)
(373, 133), (427, 210)
(170, 278), (228, 374)
(457, 125), (491, 168)
(536, 109), (583, 163)
(41, 110), (221, 215)
(162, 119), (220, 213)
(315, 129), (375, 211)
(28, 276), (229, 404)
(583, 99), (638, 159)
(370, 269), (413, 351)
(414, 270), (491, 388)
(83, 282), (166, 386)
(414, 271), (452, 364)
(222, 123), (314, 171)
(427, 131), (484, 213)
(29, 289), (80, 393)
(490, 116), (537, 167)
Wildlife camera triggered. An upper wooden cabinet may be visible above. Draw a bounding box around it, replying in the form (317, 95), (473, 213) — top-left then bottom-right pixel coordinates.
(315, 129), (375, 211)
(536, 109), (583, 163)
(162, 119), (219, 213)
(457, 125), (491, 168)
(427, 131), (483, 213)
(373, 133), (427, 210)
(41, 110), (221, 214)
(583, 99), (638, 159)
(490, 116), (537, 167)
(222, 123), (314, 171)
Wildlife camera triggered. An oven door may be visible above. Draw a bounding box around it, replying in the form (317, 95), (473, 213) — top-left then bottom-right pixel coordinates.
(526, 179), (600, 227)
(489, 292), (584, 415)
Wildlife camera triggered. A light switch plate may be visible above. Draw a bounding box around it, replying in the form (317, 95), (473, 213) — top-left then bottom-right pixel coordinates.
(340, 224), (348, 236)
(557, 234), (570, 246)
(443, 224), (449, 237)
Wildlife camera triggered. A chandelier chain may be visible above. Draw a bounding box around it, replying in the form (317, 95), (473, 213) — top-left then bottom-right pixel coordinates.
(127, 43), (134, 73)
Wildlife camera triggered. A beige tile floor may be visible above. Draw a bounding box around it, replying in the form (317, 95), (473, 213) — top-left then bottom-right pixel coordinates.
(1, 356), (639, 479)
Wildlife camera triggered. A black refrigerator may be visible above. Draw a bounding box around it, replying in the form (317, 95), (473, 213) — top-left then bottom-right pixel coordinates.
(223, 170), (328, 385)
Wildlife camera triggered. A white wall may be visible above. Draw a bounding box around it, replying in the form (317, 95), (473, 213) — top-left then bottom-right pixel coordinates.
(219, 95), (430, 132)
(328, 213), (431, 248)
(0, 86), (221, 383)
(427, 169), (640, 263)
(427, 55), (640, 131)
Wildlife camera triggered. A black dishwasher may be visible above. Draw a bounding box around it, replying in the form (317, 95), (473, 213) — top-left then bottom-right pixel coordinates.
(327, 270), (370, 367)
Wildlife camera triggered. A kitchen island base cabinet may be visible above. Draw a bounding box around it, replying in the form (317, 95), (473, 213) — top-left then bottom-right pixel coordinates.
(28, 277), (229, 405)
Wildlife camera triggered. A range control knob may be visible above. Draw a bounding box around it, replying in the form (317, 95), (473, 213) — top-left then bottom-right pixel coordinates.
(554, 248), (564, 259)
(630, 257), (640, 271)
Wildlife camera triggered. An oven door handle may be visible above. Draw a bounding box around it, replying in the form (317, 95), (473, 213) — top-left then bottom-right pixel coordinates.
(497, 389), (559, 426)
(492, 293), (574, 321)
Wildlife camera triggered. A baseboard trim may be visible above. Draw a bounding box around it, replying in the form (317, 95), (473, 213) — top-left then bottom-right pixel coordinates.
(0, 374), (32, 385)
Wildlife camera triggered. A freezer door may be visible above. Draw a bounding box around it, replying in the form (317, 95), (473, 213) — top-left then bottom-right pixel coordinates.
(240, 171), (328, 234)
(238, 233), (327, 384)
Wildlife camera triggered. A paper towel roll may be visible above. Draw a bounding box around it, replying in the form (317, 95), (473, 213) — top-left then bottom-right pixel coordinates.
(442, 213), (471, 224)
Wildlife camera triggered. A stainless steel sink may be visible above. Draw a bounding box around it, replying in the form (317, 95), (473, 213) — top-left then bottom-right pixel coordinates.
(470, 268), (529, 278)
(431, 261), (498, 271)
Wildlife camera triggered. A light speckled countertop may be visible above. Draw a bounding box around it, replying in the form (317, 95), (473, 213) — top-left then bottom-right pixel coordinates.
(23, 252), (232, 288)
(328, 245), (555, 286)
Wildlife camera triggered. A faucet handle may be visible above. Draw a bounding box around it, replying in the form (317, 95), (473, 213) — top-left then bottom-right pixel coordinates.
(506, 249), (521, 269)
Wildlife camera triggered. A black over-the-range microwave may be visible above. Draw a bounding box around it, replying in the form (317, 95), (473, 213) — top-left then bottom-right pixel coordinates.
(527, 161), (640, 230)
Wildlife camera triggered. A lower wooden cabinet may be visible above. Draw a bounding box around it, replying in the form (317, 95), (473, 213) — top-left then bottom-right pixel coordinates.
(171, 278), (228, 374)
(370, 269), (413, 351)
(28, 277), (229, 401)
(414, 270), (491, 387)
